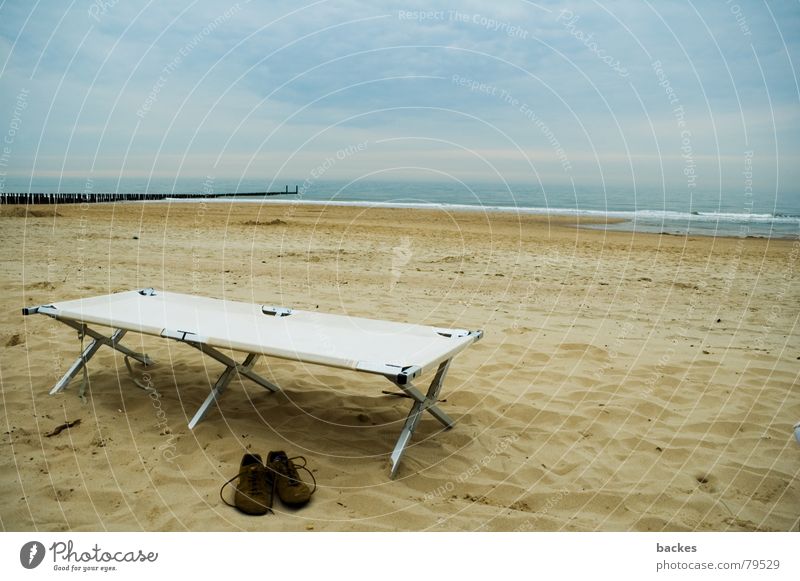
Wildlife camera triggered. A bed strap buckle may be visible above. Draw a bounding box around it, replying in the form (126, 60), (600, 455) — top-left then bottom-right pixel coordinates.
(262, 305), (292, 317)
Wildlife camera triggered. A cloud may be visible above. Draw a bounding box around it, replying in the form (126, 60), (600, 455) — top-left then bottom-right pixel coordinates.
(0, 0), (797, 195)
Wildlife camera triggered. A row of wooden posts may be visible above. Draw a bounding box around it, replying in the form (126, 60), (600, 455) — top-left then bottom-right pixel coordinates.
(0, 186), (299, 205)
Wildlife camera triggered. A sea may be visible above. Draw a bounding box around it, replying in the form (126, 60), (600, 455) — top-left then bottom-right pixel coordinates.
(2, 177), (798, 239)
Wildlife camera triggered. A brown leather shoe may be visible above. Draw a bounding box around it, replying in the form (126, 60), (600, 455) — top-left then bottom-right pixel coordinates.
(266, 451), (315, 507)
(220, 453), (274, 515)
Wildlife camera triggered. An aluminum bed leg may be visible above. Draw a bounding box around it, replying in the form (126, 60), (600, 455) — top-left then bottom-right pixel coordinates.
(50, 330), (118, 394)
(389, 359), (455, 478)
(184, 339), (280, 392)
(178, 341), (280, 429)
(187, 342), (279, 394)
(58, 319), (153, 367)
(188, 353), (262, 429)
(49, 326), (153, 395)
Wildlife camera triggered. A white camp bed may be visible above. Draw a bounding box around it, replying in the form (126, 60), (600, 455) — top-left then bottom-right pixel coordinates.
(23, 288), (482, 477)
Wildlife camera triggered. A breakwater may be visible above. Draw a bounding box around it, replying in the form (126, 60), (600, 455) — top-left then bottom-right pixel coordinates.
(0, 186), (298, 204)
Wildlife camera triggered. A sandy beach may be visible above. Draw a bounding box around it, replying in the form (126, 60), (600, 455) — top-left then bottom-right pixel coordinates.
(0, 201), (797, 532)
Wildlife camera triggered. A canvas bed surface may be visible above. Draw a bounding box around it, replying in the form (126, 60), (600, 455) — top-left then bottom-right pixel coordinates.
(46, 290), (475, 372)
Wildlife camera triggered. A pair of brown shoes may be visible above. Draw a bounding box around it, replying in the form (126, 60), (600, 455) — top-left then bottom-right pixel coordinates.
(220, 451), (316, 516)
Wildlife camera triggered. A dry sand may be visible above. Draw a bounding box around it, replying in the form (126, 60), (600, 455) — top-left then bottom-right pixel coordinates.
(0, 201), (798, 531)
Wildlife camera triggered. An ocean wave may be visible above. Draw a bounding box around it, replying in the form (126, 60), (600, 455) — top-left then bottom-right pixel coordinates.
(166, 197), (800, 224)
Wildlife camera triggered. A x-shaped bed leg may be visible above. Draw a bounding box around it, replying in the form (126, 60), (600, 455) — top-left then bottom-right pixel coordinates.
(181, 341), (280, 429)
(389, 359), (455, 478)
(49, 320), (153, 395)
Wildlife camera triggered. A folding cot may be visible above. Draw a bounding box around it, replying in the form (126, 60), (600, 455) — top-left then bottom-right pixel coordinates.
(23, 288), (483, 477)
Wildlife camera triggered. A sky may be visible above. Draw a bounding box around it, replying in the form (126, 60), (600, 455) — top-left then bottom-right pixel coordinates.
(0, 0), (798, 198)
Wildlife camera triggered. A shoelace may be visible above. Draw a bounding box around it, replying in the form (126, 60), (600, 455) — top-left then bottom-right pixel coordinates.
(219, 466), (274, 513)
(273, 455), (317, 495)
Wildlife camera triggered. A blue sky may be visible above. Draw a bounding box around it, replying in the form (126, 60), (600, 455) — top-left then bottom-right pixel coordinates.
(0, 0), (797, 196)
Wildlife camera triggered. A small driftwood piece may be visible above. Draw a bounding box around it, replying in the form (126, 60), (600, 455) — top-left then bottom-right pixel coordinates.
(45, 419), (81, 437)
